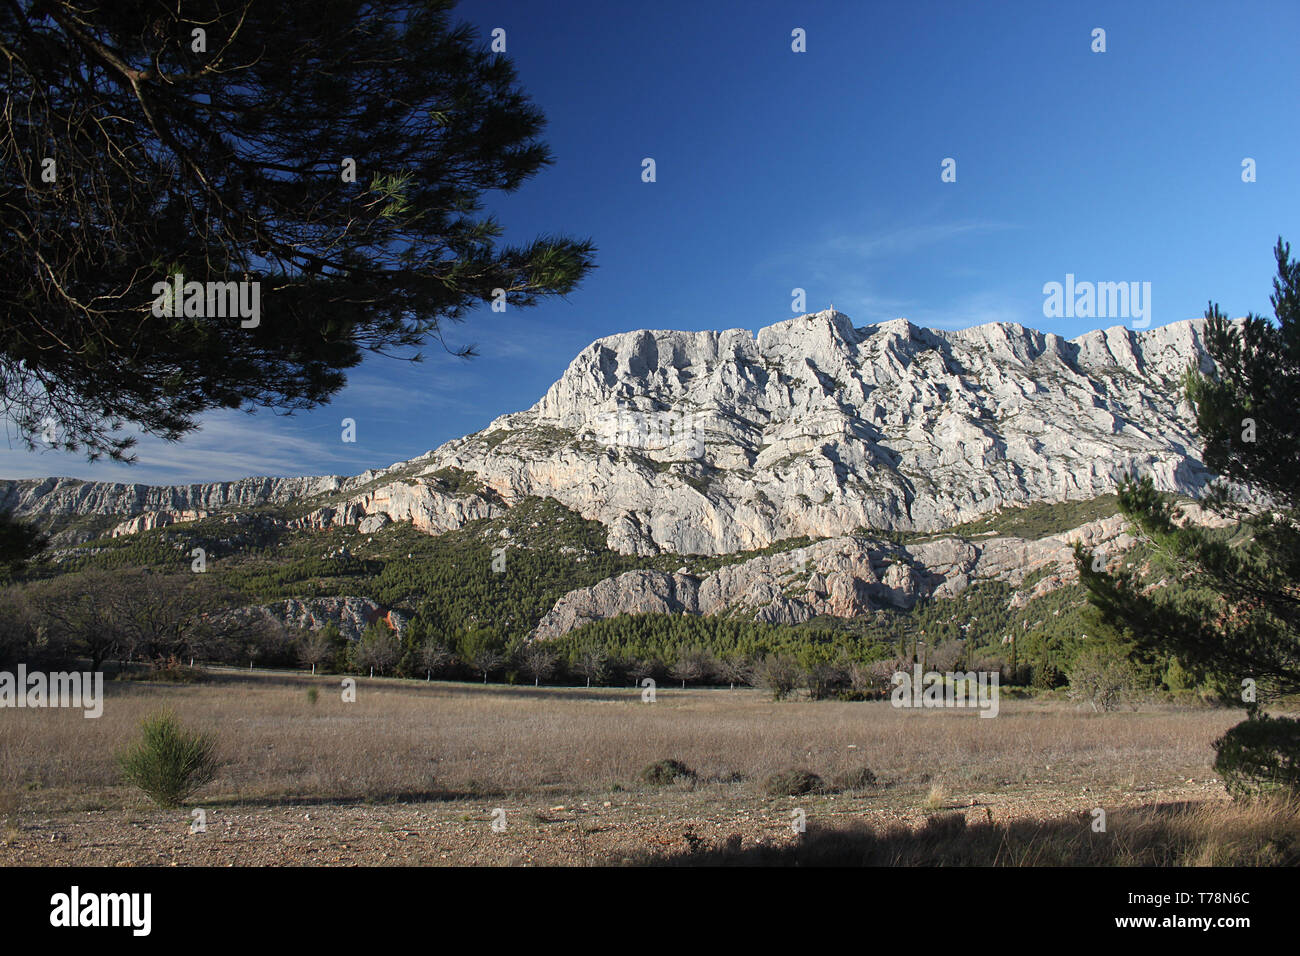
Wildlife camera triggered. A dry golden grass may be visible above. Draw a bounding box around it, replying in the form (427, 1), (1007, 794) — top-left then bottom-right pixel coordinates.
(0, 669), (1242, 813)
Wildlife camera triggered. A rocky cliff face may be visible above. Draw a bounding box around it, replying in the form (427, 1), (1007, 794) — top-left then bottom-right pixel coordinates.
(0, 474), (346, 519)
(225, 597), (410, 643)
(531, 514), (1138, 640)
(3, 311), (1219, 557)
(430, 312), (1217, 554)
(285, 478), (504, 535)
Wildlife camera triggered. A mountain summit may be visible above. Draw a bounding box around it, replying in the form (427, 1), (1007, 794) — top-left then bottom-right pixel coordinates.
(430, 310), (1215, 553)
(3, 311), (1218, 556)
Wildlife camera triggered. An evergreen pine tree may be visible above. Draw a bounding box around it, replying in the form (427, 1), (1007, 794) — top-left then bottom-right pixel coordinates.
(1076, 238), (1300, 796)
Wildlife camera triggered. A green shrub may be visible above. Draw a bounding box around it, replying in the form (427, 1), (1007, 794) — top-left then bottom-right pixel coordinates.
(1031, 662), (1067, 690)
(640, 759), (695, 786)
(1213, 714), (1300, 800)
(1066, 647), (1136, 712)
(306, 686), (319, 705)
(764, 769), (824, 796)
(116, 710), (218, 808)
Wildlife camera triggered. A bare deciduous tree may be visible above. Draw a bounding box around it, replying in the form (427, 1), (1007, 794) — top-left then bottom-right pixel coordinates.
(1067, 647), (1138, 713)
(574, 649), (607, 688)
(351, 623), (400, 677)
(468, 647), (504, 684)
(519, 643), (557, 687)
(628, 656), (660, 688)
(717, 655), (752, 690)
(298, 628), (336, 676)
(669, 648), (712, 689)
(755, 654), (802, 701)
(419, 639), (453, 681)
(28, 569), (219, 670)
(927, 639), (966, 673)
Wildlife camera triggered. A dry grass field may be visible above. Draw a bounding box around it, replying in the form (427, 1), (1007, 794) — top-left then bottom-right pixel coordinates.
(0, 670), (1289, 866)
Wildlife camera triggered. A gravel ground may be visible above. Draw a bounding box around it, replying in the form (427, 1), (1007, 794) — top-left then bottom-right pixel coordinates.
(0, 778), (1227, 866)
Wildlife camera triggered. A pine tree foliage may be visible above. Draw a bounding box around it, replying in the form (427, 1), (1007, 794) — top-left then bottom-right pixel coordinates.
(0, 1), (594, 460)
(1076, 238), (1300, 707)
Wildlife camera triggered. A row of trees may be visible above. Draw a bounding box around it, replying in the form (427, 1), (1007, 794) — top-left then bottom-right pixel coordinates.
(1, 569), (224, 670)
(0, 557), (1185, 712)
(0, 557), (1146, 709)
(252, 627), (1154, 711)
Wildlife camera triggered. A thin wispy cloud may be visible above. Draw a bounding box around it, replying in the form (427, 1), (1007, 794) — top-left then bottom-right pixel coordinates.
(758, 216), (1016, 274)
(0, 410), (391, 485)
(819, 220), (1017, 262)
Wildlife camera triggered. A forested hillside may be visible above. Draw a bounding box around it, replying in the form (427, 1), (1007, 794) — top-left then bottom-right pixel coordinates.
(0, 490), (1239, 703)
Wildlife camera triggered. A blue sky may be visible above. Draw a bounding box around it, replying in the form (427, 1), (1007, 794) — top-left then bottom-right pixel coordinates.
(4, 0), (1297, 484)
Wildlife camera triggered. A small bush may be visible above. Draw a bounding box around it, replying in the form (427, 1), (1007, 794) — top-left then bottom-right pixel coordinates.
(754, 655), (801, 701)
(1213, 714), (1300, 800)
(117, 710), (218, 808)
(832, 766), (878, 792)
(1066, 647), (1137, 712)
(1031, 663), (1067, 690)
(306, 686), (319, 705)
(764, 769), (823, 796)
(641, 759), (696, 786)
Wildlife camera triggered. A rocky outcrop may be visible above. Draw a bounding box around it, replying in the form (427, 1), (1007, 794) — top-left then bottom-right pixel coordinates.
(0, 474), (346, 519)
(230, 596), (410, 642)
(110, 509), (209, 537)
(531, 513), (1140, 639)
(287, 478), (502, 534)
(428, 312), (1222, 554)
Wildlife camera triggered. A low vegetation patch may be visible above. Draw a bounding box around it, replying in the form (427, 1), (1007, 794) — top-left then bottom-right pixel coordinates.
(1213, 713), (1300, 800)
(763, 769), (824, 796)
(641, 759), (696, 786)
(831, 766), (878, 793)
